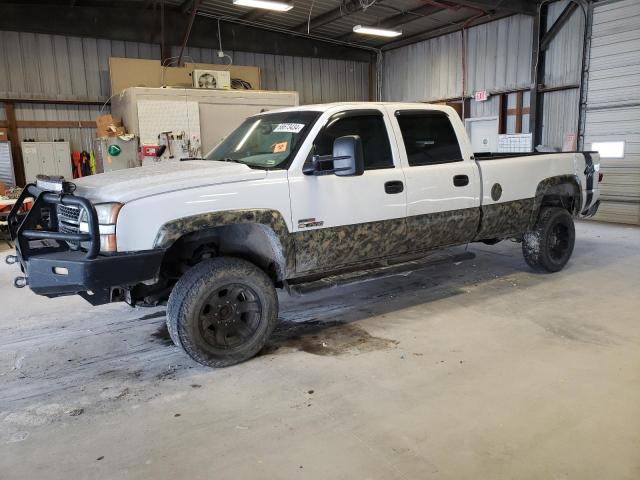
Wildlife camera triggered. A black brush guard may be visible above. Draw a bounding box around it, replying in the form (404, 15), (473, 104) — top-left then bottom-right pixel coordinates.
(8, 183), (100, 262)
(7, 184), (164, 304)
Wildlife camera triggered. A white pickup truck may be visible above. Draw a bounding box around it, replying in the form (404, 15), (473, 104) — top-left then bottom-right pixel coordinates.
(8, 102), (601, 367)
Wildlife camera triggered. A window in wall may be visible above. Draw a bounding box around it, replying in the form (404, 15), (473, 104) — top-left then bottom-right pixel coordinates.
(395, 111), (463, 166)
(313, 113), (394, 170)
(500, 91), (531, 134)
(591, 141), (625, 158)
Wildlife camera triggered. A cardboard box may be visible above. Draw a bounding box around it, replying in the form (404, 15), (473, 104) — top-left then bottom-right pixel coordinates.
(96, 114), (122, 138)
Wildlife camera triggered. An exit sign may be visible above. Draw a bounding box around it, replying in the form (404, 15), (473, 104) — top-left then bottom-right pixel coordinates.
(474, 90), (489, 102)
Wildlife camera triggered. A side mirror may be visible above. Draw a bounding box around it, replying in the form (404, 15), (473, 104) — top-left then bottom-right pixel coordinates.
(303, 135), (364, 176)
(332, 135), (364, 176)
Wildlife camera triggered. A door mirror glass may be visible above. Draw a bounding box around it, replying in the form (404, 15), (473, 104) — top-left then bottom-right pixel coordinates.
(333, 135), (364, 176)
(303, 135), (364, 176)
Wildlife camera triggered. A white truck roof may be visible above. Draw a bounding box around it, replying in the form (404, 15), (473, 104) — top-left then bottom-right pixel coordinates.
(263, 102), (456, 115)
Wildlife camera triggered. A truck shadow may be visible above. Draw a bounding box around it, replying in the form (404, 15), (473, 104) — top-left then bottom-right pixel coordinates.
(0, 238), (616, 415)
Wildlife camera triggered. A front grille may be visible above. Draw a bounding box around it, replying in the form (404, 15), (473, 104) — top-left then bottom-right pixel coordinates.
(56, 204), (81, 247)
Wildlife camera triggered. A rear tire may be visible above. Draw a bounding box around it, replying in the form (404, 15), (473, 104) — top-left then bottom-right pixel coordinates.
(522, 207), (575, 273)
(166, 257), (278, 367)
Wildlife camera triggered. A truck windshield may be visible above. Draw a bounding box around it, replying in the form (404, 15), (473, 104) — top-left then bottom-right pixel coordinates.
(204, 111), (321, 168)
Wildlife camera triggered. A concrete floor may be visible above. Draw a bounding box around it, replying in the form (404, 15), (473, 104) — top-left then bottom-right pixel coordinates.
(0, 221), (639, 480)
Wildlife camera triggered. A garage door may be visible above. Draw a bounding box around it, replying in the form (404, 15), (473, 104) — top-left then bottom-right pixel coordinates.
(584, 0), (640, 225)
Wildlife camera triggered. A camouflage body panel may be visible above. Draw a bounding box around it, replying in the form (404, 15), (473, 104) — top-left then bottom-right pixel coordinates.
(531, 174), (582, 220)
(293, 218), (407, 273)
(154, 209), (296, 278)
(153, 175), (582, 280)
(474, 198), (535, 241)
(406, 207), (480, 251)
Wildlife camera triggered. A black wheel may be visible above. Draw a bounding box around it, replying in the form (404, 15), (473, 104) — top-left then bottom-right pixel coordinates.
(167, 257), (278, 367)
(522, 207), (575, 273)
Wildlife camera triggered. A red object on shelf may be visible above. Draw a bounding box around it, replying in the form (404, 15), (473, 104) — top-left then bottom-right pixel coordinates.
(143, 145), (160, 157)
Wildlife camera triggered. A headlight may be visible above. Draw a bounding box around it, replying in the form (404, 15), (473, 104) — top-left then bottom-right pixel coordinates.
(95, 203), (123, 224)
(79, 202), (122, 253)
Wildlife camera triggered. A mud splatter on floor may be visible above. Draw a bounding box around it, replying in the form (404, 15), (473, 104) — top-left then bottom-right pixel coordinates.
(151, 324), (173, 346)
(261, 320), (398, 357)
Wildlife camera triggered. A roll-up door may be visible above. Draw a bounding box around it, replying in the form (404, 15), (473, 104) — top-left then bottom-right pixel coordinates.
(584, 0), (640, 224)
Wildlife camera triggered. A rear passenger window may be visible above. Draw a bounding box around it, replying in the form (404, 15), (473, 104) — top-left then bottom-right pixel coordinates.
(396, 111), (463, 166)
(313, 112), (394, 170)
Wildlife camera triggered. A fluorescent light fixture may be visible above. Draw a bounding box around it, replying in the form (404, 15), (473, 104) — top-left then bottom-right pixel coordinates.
(233, 0), (293, 11)
(591, 141), (625, 158)
(353, 25), (402, 38)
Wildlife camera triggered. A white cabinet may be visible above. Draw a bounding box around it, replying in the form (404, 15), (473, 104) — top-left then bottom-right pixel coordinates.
(111, 87), (300, 157)
(21, 141), (73, 183)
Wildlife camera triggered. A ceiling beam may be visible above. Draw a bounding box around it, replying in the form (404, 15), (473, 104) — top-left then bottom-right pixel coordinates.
(293, 0), (363, 33)
(448, 0), (537, 16)
(540, 1), (578, 51)
(0, 3), (375, 62)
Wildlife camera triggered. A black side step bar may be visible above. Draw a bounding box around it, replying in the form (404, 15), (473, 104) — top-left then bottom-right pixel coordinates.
(286, 251), (475, 296)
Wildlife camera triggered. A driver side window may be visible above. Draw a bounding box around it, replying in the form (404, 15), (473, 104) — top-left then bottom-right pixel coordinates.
(313, 113), (394, 170)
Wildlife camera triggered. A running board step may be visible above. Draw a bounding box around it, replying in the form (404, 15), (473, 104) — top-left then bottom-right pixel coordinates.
(286, 251), (475, 296)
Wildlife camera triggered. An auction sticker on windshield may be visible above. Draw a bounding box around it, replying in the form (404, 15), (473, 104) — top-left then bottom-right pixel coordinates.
(273, 142), (288, 153)
(274, 123), (305, 133)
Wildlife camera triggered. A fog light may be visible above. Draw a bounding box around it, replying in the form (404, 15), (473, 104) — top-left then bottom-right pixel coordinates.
(53, 267), (69, 275)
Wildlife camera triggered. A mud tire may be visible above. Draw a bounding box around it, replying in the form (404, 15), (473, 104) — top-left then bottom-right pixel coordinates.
(522, 207), (575, 273)
(166, 257), (278, 367)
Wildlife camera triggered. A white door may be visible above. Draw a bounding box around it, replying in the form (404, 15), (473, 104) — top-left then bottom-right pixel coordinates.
(288, 108), (407, 273)
(466, 116), (499, 153)
(389, 107), (481, 248)
(36, 143), (57, 177)
(21, 144), (40, 183)
(53, 142), (73, 178)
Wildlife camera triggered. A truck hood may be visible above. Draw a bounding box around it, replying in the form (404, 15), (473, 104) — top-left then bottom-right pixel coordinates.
(72, 161), (267, 203)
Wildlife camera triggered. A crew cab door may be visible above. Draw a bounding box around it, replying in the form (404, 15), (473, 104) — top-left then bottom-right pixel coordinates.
(288, 108), (407, 274)
(387, 107), (481, 250)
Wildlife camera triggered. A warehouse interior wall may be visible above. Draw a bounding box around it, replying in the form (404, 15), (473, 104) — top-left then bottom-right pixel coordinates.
(381, 14), (533, 105)
(381, 4), (586, 151)
(0, 30), (370, 152)
(540, 0), (585, 149)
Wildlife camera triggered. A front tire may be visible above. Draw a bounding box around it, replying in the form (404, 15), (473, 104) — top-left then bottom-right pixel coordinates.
(167, 257), (278, 367)
(522, 207), (575, 273)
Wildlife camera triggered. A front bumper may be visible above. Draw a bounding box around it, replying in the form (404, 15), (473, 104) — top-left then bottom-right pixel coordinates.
(24, 249), (164, 300)
(7, 183), (164, 304)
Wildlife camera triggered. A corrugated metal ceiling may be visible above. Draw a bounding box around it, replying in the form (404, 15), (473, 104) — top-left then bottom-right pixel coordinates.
(157, 0), (535, 48)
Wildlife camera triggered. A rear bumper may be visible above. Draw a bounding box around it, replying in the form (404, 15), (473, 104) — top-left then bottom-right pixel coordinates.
(582, 199), (600, 218)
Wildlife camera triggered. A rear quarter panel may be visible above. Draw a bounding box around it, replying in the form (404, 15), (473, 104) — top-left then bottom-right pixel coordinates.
(475, 152), (584, 239)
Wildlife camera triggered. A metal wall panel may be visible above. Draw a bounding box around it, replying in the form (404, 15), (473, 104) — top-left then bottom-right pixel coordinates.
(382, 32), (462, 102)
(169, 46), (370, 105)
(0, 30), (369, 152)
(544, 0), (585, 87)
(541, 88), (580, 149)
(0, 31), (162, 101)
(584, 0), (640, 225)
(0, 141), (15, 186)
(382, 15), (533, 104)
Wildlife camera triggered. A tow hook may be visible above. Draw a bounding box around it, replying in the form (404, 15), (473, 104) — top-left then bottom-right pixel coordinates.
(5, 254), (18, 265)
(14, 276), (27, 288)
